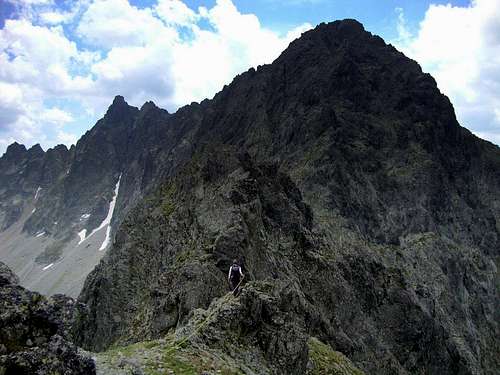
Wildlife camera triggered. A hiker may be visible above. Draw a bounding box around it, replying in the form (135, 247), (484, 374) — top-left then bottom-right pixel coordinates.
(228, 259), (244, 295)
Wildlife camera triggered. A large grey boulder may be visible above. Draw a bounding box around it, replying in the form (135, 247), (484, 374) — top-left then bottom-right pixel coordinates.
(0, 262), (95, 374)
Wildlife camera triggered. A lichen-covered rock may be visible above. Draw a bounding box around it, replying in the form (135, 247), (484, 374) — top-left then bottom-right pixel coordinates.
(0, 261), (95, 374)
(0, 335), (95, 375)
(177, 281), (314, 375)
(89, 282), (347, 375)
(307, 337), (365, 375)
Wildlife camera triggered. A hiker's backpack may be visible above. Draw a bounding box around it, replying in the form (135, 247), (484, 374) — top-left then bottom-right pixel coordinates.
(230, 265), (241, 280)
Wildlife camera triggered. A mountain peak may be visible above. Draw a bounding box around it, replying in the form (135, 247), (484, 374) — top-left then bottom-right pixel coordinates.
(140, 101), (158, 113)
(320, 18), (365, 32)
(27, 143), (44, 156)
(112, 95), (126, 105)
(103, 95), (139, 125)
(3, 142), (27, 160)
(315, 18), (377, 42)
(278, 18), (384, 65)
(52, 144), (69, 152)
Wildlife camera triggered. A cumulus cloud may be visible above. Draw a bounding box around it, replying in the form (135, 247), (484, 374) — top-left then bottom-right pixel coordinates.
(169, 0), (311, 105)
(155, 0), (199, 26)
(0, 82), (25, 130)
(0, 17), (93, 151)
(394, 0), (500, 145)
(0, 0), (311, 154)
(39, 8), (78, 25)
(41, 107), (73, 124)
(77, 0), (176, 48)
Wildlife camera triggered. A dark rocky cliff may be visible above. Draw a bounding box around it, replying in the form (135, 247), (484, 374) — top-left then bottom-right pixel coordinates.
(0, 261), (95, 374)
(0, 142), (71, 231)
(71, 20), (499, 375)
(1, 19), (499, 374)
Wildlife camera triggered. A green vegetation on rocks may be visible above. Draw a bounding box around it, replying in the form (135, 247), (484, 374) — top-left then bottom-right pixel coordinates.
(95, 336), (244, 375)
(307, 337), (365, 375)
(160, 182), (177, 217)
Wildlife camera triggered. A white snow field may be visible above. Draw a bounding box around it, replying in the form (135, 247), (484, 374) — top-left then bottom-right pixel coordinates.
(0, 175), (123, 297)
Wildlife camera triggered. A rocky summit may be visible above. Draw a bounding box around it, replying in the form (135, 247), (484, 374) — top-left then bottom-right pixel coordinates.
(0, 19), (499, 375)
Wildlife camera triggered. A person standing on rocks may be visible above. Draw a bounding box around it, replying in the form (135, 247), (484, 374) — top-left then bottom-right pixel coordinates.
(228, 259), (244, 296)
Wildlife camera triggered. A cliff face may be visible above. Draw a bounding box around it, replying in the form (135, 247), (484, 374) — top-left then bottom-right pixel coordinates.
(0, 142), (71, 231)
(1, 19), (499, 374)
(74, 149), (499, 374)
(0, 97), (172, 296)
(72, 20), (499, 375)
(0, 261), (95, 374)
(195, 20), (499, 248)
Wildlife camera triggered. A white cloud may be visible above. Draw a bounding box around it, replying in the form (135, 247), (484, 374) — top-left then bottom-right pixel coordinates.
(38, 0), (90, 25)
(77, 0), (177, 48)
(265, 0), (325, 4)
(0, 0), (312, 154)
(394, 7), (411, 45)
(56, 130), (79, 145)
(90, 42), (175, 105)
(495, 108), (500, 124)
(0, 82), (25, 129)
(0, 18), (89, 151)
(41, 107), (73, 124)
(394, 0), (500, 145)
(0, 20), (83, 89)
(155, 0), (199, 26)
(39, 10), (75, 25)
(79, 0), (311, 107)
(170, 0), (311, 105)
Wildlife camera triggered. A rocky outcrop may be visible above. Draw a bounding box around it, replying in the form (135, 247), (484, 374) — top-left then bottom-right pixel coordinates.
(74, 148), (314, 352)
(194, 19), (500, 248)
(91, 281), (365, 375)
(0, 261), (95, 374)
(177, 281), (315, 375)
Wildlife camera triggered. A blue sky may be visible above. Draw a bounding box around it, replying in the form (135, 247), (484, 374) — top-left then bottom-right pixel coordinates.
(0, 0), (499, 153)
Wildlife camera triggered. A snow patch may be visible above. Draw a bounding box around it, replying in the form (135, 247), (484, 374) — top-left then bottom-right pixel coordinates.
(99, 226), (112, 251)
(34, 186), (42, 200)
(98, 174), (121, 251)
(42, 263), (54, 270)
(77, 229), (87, 245)
(35, 231), (45, 238)
(83, 175), (122, 250)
